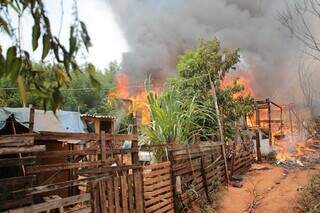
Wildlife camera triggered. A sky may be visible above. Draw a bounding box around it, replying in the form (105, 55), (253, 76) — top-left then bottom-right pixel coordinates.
(0, 0), (128, 69)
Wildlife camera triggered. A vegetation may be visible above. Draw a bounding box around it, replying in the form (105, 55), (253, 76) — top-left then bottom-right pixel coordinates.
(0, 61), (119, 114)
(298, 174), (320, 213)
(143, 39), (254, 146)
(0, 0), (96, 111)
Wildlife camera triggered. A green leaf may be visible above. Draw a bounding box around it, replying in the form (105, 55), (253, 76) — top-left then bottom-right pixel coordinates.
(17, 75), (28, 106)
(80, 21), (92, 51)
(87, 63), (101, 88)
(0, 16), (10, 35)
(63, 52), (70, 74)
(52, 87), (63, 112)
(41, 33), (51, 60)
(69, 26), (77, 55)
(9, 57), (22, 82)
(32, 23), (40, 51)
(5, 46), (17, 74)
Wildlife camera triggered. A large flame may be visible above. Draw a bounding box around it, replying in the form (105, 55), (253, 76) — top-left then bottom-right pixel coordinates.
(108, 73), (152, 125)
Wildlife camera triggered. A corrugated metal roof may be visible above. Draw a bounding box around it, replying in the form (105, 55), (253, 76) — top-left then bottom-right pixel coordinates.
(0, 107), (86, 133)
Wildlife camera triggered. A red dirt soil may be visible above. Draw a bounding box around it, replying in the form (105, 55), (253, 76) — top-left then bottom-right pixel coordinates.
(217, 163), (320, 213)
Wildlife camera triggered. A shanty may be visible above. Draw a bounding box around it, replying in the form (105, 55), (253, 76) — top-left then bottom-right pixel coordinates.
(1, 1), (320, 213)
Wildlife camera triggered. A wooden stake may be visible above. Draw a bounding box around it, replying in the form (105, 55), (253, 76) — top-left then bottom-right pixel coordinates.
(209, 76), (229, 184)
(29, 107), (35, 133)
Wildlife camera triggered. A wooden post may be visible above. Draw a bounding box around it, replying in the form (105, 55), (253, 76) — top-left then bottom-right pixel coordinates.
(167, 139), (180, 211)
(267, 99), (272, 146)
(289, 107), (293, 135)
(209, 76), (229, 183)
(256, 129), (262, 162)
(101, 131), (106, 163)
(200, 155), (211, 203)
(131, 117), (139, 166)
(98, 181), (107, 213)
(10, 116), (26, 176)
(29, 107), (35, 133)
(133, 171), (144, 213)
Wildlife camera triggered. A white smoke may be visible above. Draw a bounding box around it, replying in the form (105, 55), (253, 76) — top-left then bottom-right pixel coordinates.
(107, 0), (302, 102)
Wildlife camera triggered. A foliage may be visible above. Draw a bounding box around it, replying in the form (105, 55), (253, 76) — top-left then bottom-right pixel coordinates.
(0, 61), (119, 114)
(298, 174), (320, 213)
(143, 39), (254, 146)
(0, 0), (95, 111)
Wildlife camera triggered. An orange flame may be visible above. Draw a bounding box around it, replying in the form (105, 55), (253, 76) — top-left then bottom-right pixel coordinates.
(108, 73), (154, 125)
(222, 73), (254, 98)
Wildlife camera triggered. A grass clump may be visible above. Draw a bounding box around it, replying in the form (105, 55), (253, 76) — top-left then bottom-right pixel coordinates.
(298, 174), (320, 212)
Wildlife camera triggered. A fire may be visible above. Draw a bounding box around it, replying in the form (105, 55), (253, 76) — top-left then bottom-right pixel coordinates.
(222, 71), (255, 98)
(108, 72), (154, 125)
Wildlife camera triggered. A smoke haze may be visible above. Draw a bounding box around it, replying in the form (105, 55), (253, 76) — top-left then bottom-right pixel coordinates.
(107, 0), (302, 102)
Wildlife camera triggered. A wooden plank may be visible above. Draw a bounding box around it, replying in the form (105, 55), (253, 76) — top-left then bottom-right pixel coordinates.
(78, 165), (142, 175)
(0, 175), (35, 193)
(200, 155), (210, 202)
(143, 161), (170, 170)
(134, 172), (144, 213)
(153, 203), (173, 213)
(8, 193), (91, 213)
(107, 179), (115, 213)
(145, 191), (172, 206)
(99, 181), (107, 213)
(143, 179), (171, 192)
(0, 135), (34, 147)
(37, 148), (139, 159)
(0, 156), (36, 167)
(144, 185), (172, 199)
(0, 196), (33, 211)
(35, 132), (138, 142)
(65, 207), (92, 213)
(121, 176), (128, 213)
(146, 197), (173, 212)
(114, 177), (121, 213)
(4, 174), (111, 198)
(127, 175), (134, 213)
(26, 161), (106, 174)
(143, 174), (171, 186)
(0, 145), (45, 155)
(143, 168), (170, 178)
(29, 107), (35, 133)
(100, 131), (106, 162)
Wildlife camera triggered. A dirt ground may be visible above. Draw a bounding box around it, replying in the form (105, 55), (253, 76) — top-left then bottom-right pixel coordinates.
(217, 163), (320, 213)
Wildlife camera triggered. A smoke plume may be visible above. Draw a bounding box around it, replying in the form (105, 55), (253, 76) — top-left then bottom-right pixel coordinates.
(107, 0), (302, 102)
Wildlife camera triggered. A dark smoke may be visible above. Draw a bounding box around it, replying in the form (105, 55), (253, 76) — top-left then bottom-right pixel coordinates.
(107, 0), (302, 102)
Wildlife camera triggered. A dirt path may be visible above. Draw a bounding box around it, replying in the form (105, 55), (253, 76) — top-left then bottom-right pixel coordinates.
(217, 163), (320, 213)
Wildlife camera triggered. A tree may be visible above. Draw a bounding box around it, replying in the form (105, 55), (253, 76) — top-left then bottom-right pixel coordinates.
(144, 39), (254, 146)
(0, 61), (119, 114)
(0, 0), (96, 111)
(280, 0), (320, 61)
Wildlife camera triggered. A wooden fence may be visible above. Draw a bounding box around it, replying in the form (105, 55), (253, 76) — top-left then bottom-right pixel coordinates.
(0, 132), (255, 213)
(143, 162), (174, 213)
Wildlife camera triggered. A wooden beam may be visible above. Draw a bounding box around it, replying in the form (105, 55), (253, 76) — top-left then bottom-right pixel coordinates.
(101, 131), (106, 163)
(77, 165), (142, 175)
(0, 135), (34, 147)
(8, 193), (91, 213)
(26, 161), (106, 174)
(35, 132), (138, 142)
(0, 156), (36, 167)
(5, 174), (111, 197)
(36, 148), (139, 159)
(29, 107), (35, 133)
(0, 145), (45, 155)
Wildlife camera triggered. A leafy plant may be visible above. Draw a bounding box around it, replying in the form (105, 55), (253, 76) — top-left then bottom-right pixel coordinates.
(143, 39), (254, 150)
(0, 0), (96, 111)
